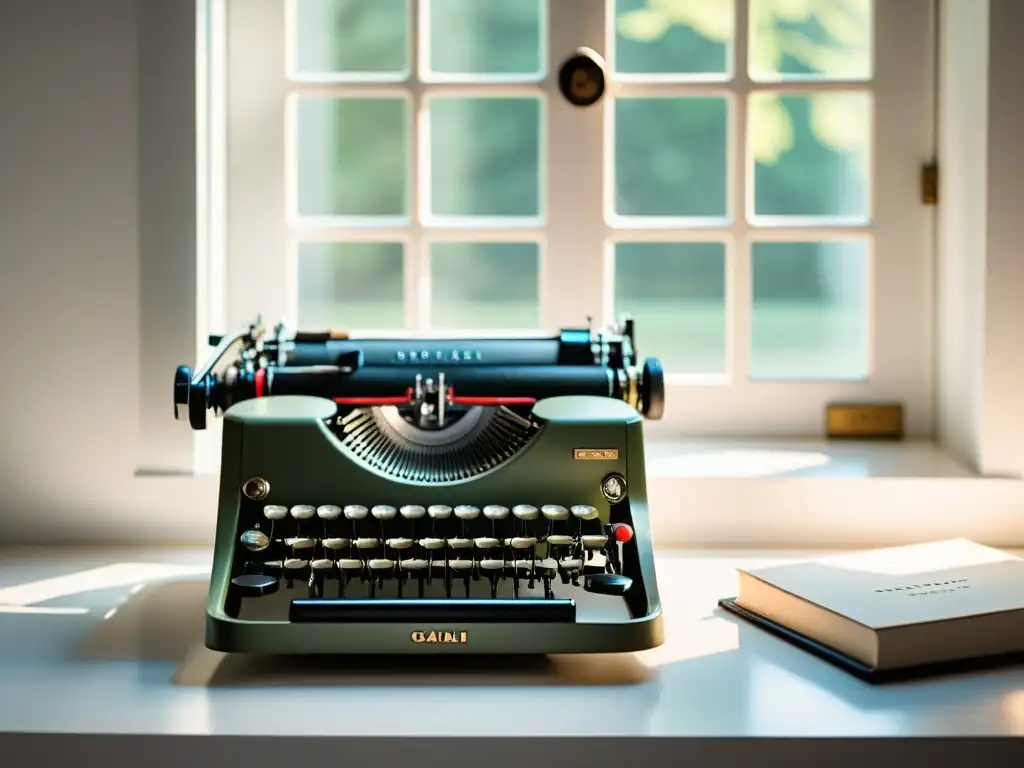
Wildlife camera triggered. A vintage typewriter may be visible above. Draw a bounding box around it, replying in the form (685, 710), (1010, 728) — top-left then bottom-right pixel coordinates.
(174, 315), (665, 654)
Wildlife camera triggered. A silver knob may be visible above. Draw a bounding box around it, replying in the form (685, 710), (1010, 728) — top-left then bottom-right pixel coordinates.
(601, 474), (627, 503)
(241, 477), (270, 501)
(239, 529), (269, 552)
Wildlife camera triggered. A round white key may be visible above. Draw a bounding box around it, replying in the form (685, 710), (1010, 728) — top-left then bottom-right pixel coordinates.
(290, 505), (316, 520)
(285, 537), (316, 550)
(571, 504), (599, 520)
(317, 505), (342, 520)
(353, 537), (379, 549)
(263, 505), (288, 520)
(513, 504), (539, 520)
(454, 505), (480, 520)
(448, 559), (473, 571)
(344, 505), (369, 520)
(510, 537), (537, 549)
(386, 537), (414, 550)
(428, 505), (452, 519)
(480, 559), (505, 571)
(559, 558), (583, 570)
(483, 505), (509, 520)
(400, 505), (426, 520)
(368, 558), (395, 571)
(582, 534), (608, 548)
(322, 537), (350, 550)
(474, 537), (500, 549)
(401, 559), (429, 570)
(284, 558), (308, 570)
(542, 505), (569, 521)
(419, 537), (445, 550)
(338, 558), (362, 570)
(515, 559), (541, 569)
(448, 537), (472, 549)
(372, 505), (398, 521)
(546, 534), (574, 546)
(311, 558), (334, 570)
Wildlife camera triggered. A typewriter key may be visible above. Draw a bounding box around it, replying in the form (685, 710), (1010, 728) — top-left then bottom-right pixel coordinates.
(474, 537), (500, 549)
(322, 537), (350, 550)
(419, 537), (444, 550)
(285, 537), (316, 550)
(582, 534), (608, 549)
(483, 505), (509, 520)
(263, 505), (288, 521)
(454, 505), (480, 520)
(546, 534), (573, 546)
(372, 505), (398, 521)
(427, 505), (452, 519)
(290, 505), (316, 520)
(400, 505), (426, 519)
(239, 529), (269, 552)
(571, 505), (599, 520)
(231, 573), (278, 597)
(344, 505), (369, 520)
(542, 505), (569, 521)
(512, 504), (539, 520)
(317, 505), (342, 520)
(386, 537), (414, 550)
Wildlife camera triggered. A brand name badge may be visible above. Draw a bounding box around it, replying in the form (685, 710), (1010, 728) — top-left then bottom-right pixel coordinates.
(573, 449), (619, 461)
(411, 630), (468, 644)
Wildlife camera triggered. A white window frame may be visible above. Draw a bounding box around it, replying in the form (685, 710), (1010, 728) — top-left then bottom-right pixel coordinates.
(218, 0), (936, 440)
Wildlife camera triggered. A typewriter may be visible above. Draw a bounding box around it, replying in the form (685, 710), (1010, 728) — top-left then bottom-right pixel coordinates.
(174, 316), (665, 654)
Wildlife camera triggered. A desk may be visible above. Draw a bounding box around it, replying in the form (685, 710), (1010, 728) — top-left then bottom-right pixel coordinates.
(1, 547), (1022, 766)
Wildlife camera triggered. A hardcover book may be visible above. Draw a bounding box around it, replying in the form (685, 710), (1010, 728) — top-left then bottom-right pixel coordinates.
(727, 539), (1024, 672)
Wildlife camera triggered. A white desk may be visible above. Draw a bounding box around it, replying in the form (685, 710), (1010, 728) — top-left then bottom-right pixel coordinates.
(1, 547), (1022, 766)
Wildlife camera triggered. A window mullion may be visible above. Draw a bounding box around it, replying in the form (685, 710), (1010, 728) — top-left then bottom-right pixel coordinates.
(731, 0), (751, 384)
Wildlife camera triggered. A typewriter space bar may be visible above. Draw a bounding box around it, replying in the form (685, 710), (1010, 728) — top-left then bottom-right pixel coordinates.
(289, 598), (576, 623)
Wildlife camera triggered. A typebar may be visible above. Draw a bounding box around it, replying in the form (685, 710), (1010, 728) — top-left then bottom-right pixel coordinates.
(289, 598), (576, 623)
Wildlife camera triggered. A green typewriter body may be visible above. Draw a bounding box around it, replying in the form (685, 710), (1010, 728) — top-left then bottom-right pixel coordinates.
(178, 318), (665, 655)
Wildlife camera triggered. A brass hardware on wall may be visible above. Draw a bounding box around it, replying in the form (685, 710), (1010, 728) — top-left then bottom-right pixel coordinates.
(921, 162), (938, 205)
(826, 403), (904, 440)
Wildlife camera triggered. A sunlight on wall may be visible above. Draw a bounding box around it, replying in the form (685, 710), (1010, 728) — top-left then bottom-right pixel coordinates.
(649, 448), (831, 478)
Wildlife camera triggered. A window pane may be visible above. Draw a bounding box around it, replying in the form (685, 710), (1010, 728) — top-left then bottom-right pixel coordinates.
(750, 0), (873, 82)
(297, 242), (405, 329)
(750, 240), (869, 380)
(614, 97), (728, 219)
(613, 0), (733, 78)
(427, 0), (544, 78)
(291, 0), (408, 77)
(428, 97), (542, 219)
(750, 91), (870, 221)
(294, 97), (408, 218)
(429, 243), (540, 328)
(614, 243), (726, 375)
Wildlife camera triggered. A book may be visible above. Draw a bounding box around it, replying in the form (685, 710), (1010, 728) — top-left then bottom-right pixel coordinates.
(726, 539), (1024, 673)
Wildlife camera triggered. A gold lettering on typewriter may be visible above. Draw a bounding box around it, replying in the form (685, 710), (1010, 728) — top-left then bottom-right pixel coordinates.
(411, 630), (468, 644)
(573, 449), (619, 461)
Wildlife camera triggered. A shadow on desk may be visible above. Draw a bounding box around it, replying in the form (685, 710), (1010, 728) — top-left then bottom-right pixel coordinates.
(77, 578), (655, 689)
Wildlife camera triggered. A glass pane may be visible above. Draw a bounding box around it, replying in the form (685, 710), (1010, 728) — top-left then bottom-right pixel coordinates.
(614, 243), (726, 375)
(428, 98), (542, 218)
(429, 243), (540, 328)
(291, 0), (408, 77)
(750, 91), (870, 220)
(427, 0), (543, 77)
(750, 240), (869, 380)
(614, 97), (728, 219)
(294, 97), (408, 218)
(297, 242), (405, 329)
(750, 0), (873, 82)
(614, 0), (733, 77)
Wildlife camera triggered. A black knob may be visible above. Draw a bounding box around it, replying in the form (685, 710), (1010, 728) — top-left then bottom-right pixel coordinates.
(231, 573), (279, 598)
(558, 48), (606, 107)
(584, 573), (633, 596)
(640, 357), (665, 420)
(173, 365), (192, 420)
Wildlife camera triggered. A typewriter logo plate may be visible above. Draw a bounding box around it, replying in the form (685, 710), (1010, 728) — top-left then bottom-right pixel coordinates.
(411, 631), (468, 644)
(573, 449), (619, 461)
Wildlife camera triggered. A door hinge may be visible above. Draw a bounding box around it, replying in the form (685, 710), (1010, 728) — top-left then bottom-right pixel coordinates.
(921, 162), (938, 205)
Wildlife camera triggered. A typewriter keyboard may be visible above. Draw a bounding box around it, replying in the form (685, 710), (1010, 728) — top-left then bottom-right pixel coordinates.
(229, 503), (636, 622)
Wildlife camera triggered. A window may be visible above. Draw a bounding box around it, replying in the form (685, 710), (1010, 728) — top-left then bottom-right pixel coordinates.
(221, 0), (935, 437)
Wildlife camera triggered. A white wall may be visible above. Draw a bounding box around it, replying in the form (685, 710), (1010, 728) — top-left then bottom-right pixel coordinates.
(0, 0), (204, 543)
(936, 0), (1024, 478)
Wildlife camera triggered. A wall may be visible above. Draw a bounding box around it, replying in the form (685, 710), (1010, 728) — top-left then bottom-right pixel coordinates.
(0, 0), (209, 542)
(936, 0), (1024, 478)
